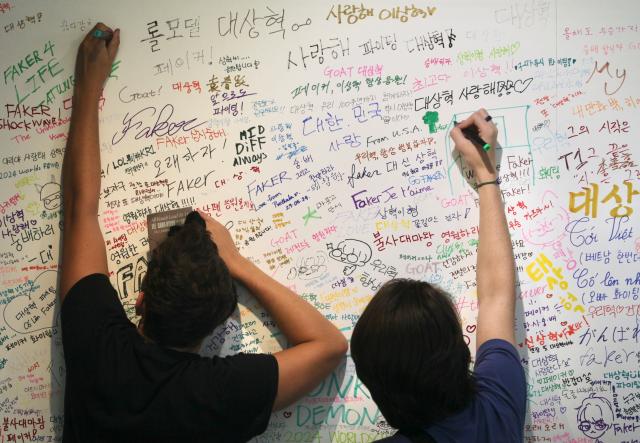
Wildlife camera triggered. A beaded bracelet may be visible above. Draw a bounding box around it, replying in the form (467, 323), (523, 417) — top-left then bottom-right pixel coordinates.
(476, 179), (499, 189)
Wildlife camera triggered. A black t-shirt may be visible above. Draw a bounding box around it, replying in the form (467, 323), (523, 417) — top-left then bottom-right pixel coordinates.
(61, 273), (278, 443)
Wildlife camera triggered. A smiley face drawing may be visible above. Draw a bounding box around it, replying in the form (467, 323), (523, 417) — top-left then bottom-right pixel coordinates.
(576, 393), (614, 442)
(36, 176), (61, 210)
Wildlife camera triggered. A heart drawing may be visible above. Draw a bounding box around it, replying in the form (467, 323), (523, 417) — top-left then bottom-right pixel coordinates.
(3, 270), (58, 334)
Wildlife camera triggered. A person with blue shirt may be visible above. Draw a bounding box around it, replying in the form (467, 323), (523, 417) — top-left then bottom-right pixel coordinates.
(351, 109), (526, 443)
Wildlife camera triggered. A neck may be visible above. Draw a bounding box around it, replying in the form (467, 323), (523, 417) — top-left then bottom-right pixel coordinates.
(137, 319), (200, 354)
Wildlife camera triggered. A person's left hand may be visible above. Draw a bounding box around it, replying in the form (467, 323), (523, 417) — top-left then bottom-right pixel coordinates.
(195, 209), (246, 278)
(74, 23), (120, 96)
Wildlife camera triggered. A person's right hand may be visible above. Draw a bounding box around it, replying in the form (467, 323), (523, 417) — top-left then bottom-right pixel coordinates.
(74, 23), (120, 97)
(196, 209), (245, 278)
(449, 108), (498, 183)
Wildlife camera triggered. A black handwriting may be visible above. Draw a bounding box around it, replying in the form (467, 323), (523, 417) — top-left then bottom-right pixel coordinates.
(112, 104), (206, 145)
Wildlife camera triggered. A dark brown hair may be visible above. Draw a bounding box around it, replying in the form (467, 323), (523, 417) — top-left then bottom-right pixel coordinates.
(141, 211), (237, 349)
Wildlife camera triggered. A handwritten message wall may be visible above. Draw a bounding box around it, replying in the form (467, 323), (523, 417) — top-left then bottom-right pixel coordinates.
(1, 0), (639, 441)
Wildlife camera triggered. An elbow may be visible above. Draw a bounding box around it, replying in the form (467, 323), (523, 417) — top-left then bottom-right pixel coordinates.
(329, 333), (349, 361)
(337, 334), (349, 356)
(315, 331), (348, 370)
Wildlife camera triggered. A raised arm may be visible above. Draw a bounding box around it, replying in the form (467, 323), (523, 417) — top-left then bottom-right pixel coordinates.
(449, 109), (516, 349)
(60, 24), (120, 300)
(197, 210), (348, 410)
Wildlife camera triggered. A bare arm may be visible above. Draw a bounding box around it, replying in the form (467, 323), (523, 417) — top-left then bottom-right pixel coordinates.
(450, 109), (516, 349)
(60, 24), (120, 300)
(197, 210), (348, 410)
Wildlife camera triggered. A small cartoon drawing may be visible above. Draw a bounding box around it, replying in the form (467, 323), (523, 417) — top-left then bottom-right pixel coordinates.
(576, 393), (614, 442)
(36, 176), (61, 210)
(520, 190), (569, 247)
(327, 239), (372, 276)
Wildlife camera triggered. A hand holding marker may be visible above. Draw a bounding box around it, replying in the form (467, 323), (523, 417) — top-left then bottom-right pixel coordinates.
(453, 115), (493, 151)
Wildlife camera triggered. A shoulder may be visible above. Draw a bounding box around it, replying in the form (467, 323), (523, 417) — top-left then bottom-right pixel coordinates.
(61, 272), (126, 325)
(61, 273), (131, 353)
(474, 338), (525, 388)
(209, 352), (278, 383)
(202, 352), (278, 398)
(472, 339), (527, 435)
(475, 338), (522, 366)
(474, 339), (524, 390)
(61, 273), (117, 312)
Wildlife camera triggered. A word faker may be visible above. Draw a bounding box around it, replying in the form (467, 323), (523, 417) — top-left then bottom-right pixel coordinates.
(111, 104), (207, 145)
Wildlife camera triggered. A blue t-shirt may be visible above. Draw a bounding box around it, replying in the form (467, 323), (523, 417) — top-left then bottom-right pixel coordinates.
(377, 339), (526, 443)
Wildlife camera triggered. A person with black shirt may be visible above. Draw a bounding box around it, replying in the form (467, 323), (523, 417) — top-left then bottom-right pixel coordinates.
(60, 23), (348, 442)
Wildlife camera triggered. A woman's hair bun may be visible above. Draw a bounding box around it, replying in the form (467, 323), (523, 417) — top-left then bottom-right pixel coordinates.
(167, 210), (205, 237)
(184, 210), (206, 229)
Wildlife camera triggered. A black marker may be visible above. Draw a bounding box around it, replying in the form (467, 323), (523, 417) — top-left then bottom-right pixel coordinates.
(453, 121), (491, 152)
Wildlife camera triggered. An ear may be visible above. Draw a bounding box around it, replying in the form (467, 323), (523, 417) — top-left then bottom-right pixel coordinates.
(135, 291), (145, 316)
